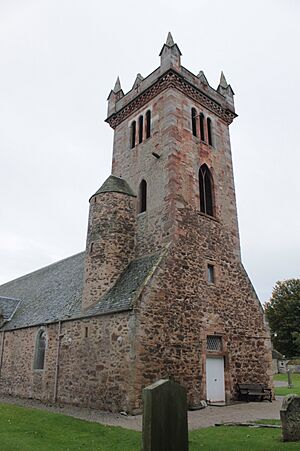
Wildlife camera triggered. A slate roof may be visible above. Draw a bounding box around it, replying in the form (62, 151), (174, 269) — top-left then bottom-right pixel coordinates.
(0, 251), (161, 330)
(0, 253), (85, 330)
(85, 253), (160, 317)
(90, 175), (136, 200)
(0, 297), (21, 321)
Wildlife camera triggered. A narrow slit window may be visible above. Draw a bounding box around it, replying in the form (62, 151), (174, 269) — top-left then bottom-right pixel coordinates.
(199, 164), (214, 216)
(145, 110), (151, 139)
(207, 118), (213, 146)
(199, 113), (205, 141)
(207, 264), (215, 283)
(85, 327), (89, 338)
(191, 108), (197, 137)
(139, 180), (147, 213)
(138, 115), (143, 144)
(34, 330), (46, 370)
(130, 121), (136, 148)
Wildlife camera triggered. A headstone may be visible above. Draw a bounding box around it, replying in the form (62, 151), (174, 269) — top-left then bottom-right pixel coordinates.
(287, 369), (293, 388)
(142, 379), (188, 451)
(280, 395), (300, 441)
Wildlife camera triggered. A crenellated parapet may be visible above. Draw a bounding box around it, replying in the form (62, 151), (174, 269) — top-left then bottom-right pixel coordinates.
(106, 33), (237, 129)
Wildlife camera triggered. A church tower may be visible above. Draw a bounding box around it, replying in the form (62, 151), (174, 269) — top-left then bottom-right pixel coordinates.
(106, 33), (240, 261)
(83, 33), (273, 410)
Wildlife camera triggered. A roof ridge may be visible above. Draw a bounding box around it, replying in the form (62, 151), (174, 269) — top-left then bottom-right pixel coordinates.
(0, 251), (85, 288)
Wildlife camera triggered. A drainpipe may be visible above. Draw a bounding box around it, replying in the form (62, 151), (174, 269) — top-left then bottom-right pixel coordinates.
(0, 331), (5, 377)
(53, 321), (62, 403)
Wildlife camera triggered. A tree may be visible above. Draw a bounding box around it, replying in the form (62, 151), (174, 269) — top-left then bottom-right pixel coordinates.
(265, 279), (300, 358)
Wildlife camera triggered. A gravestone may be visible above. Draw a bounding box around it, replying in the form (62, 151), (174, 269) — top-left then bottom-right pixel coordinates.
(280, 394), (300, 441)
(142, 379), (188, 451)
(287, 369), (293, 388)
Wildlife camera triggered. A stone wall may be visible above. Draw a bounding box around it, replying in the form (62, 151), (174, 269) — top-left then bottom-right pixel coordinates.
(0, 311), (135, 412)
(111, 89), (180, 257)
(82, 191), (136, 310)
(107, 83), (272, 411)
(111, 86), (241, 260)
(0, 325), (57, 401)
(131, 218), (273, 409)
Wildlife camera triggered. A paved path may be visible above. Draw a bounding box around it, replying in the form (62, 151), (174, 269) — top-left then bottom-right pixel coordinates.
(0, 395), (283, 431)
(274, 380), (288, 387)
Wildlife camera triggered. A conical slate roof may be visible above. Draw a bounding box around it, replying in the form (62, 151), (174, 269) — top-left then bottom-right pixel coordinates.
(90, 175), (136, 200)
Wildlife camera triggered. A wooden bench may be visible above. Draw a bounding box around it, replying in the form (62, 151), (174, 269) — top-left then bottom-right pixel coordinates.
(237, 383), (272, 403)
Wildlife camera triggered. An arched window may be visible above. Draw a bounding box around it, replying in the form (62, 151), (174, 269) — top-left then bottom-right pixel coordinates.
(130, 121), (136, 149)
(145, 110), (151, 139)
(199, 164), (214, 216)
(138, 180), (147, 213)
(138, 115), (143, 144)
(199, 113), (205, 141)
(207, 118), (213, 146)
(34, 330), (46, 370)
(191, 108), (197, 137)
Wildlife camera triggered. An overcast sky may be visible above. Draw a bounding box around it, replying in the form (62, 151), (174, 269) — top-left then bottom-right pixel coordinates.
(1, 0), (299, 303)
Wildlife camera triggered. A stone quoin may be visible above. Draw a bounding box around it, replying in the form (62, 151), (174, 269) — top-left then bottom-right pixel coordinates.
(0, 33), (273, 413)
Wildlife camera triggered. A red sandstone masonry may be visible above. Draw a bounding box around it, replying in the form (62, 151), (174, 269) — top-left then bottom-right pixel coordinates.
(82, 192), (136, 310)
(0, 312), (136, 412)
(131, 218), (273, 410)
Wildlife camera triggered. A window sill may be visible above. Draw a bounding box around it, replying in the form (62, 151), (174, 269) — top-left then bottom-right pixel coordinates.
(206, 350), (224, 357)
(130, 136), (152, 150)
(199, 140), (215, 150)
(197, 211), (219, 223)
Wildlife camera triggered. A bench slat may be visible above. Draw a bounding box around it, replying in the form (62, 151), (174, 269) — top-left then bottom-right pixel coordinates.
(236, 383), (272, 402)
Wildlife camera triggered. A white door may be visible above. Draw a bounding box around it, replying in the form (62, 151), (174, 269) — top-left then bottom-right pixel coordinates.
(206, 356), (225, 403)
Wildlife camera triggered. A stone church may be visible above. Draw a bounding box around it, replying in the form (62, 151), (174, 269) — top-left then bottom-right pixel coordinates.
(0, 34), (273, 413)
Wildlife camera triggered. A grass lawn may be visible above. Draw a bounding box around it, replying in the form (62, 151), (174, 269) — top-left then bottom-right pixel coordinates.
(0, 403), (299, 451)
(274, 373), (300, 396)
(0, 403), (140, 451)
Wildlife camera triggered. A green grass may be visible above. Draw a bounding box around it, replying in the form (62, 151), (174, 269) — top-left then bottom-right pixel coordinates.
(274, 373), (300, 396)
(0, 403), (140, 451)
(0, 403), (299, 451)
(189, 426), (300, 450)
(254, 419), (281, 425)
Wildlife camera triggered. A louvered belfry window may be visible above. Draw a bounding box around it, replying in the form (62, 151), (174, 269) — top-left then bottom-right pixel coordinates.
(207, 335), (222, 352)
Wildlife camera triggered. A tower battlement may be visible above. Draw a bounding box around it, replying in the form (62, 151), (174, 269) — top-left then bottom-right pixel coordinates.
(106, 33), (236, 129)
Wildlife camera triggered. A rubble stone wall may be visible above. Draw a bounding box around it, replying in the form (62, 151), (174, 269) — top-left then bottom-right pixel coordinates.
(82, 192), (136, 310)
(132, 221), (273, 409)
(0, 311), (135, 412)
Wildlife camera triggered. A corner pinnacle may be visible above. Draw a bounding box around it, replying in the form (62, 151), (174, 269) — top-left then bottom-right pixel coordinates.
(166, 32), (175, 47)
(113, 76), (122, 93)
(219, 71), (228, 88)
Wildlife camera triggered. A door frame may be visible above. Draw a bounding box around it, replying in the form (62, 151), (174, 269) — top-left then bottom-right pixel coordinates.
(206, 355), (225, 403)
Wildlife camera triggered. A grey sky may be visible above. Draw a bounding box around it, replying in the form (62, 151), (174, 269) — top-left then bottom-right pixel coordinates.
(1, 0), (299, 303)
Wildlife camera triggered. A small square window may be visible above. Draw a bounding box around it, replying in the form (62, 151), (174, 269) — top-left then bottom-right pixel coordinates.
(207, 264), (215, 283)
(207, 335), (222, 351)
